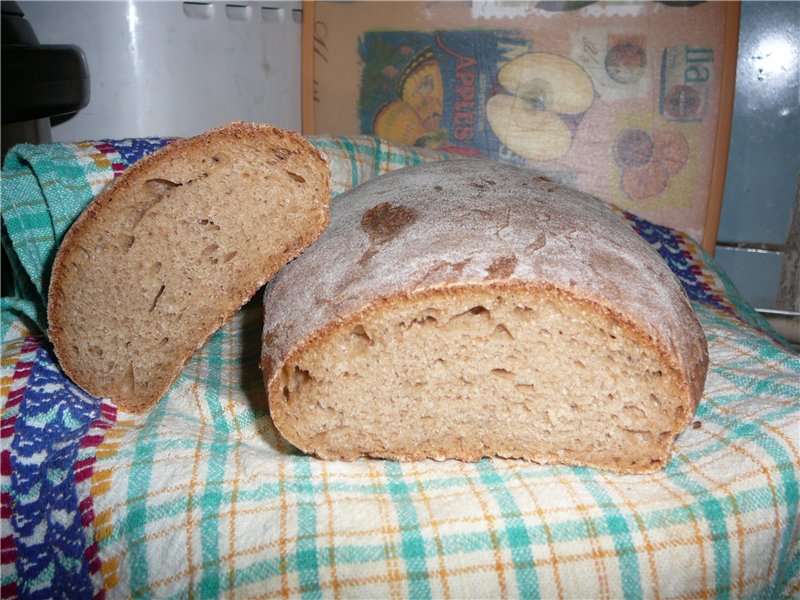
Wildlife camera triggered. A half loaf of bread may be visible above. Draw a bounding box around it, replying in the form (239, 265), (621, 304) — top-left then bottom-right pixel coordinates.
(49, 121), (331, 413)
(262, 159), (708, 473)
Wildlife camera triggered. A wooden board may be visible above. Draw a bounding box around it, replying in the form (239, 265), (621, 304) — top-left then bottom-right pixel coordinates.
(303, 0), (740, 254)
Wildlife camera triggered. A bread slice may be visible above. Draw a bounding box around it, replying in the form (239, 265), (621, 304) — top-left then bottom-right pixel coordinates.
(261, 159), (708, 473)
(48, 121), (331, 413)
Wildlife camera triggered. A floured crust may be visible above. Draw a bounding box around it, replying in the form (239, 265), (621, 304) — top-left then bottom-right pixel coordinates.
(49, 121), (331, 412)
(261, 159), (708, 471)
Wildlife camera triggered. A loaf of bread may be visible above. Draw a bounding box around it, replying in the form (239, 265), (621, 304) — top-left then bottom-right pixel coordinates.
(49, 121), (331, 413)
(261, 159), (708, 473)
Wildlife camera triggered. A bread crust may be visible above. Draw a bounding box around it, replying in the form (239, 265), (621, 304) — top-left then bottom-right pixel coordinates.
(49, 121), (331, 412)
(261, 159), (708, 471)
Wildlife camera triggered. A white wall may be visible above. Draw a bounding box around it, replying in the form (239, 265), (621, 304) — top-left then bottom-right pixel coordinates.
(18, 1), (303, 140)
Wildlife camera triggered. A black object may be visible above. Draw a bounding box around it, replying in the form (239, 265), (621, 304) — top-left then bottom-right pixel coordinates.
(1, 1), (90, 298)
(1, 1), (90, 154)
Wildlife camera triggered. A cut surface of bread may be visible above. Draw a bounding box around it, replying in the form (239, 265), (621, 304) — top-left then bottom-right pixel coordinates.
(261, 159), (708, 473)
(49, 121), (331, 413)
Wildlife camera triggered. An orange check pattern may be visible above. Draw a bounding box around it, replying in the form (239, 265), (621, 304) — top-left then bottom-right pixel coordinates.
(1, 135), (798, 598)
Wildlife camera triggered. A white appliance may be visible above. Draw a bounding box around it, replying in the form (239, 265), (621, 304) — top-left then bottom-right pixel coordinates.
(18, 0), (303, 140)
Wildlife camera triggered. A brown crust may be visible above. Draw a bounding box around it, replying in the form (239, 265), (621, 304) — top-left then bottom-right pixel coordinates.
(48, 121), (331, 412)
(261, 159), (709, 470)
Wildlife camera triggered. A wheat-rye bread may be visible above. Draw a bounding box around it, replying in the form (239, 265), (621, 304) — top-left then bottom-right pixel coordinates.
(261, 159), (708, 473)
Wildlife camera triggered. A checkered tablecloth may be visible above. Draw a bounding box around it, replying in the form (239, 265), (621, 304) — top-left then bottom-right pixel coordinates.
(1, 134), (798, 598)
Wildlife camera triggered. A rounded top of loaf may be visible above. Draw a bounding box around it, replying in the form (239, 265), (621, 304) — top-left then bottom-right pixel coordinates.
(262, 159), (706, 388)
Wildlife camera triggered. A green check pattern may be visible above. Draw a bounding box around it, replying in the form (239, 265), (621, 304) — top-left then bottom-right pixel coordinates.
(1, 134), (798, 598)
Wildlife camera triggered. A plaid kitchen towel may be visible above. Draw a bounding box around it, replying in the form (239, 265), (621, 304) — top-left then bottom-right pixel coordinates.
(1, 134), (798, 598)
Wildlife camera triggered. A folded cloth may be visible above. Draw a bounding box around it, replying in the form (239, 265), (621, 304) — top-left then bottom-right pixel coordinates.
(1, 138), (172, 330)
(1, 135), (798, 599)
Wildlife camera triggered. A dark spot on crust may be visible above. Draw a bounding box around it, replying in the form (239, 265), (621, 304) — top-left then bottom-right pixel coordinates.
(415, 258), (473, 287)
(262, 354), (273, 380)
(358, 247), (379, 267)
(360, 202), (419, 246)
(430, 258), (472, 278)
(532, 175), (553, 183)
(486, 255), (518, 279)
(524, 234), (547, 254)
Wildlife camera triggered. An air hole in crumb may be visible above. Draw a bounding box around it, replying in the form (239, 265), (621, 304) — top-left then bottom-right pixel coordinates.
(623, 404), (647, 420)
(410, 315), (438, 327)
(161, 337), (169, 346)
(490, 368), (515, 379)
(351, 324), (372, 344)
(150, 261), (162, 275)
(285, 170), (306, 183)
(120, 234), (134, 250)
(492, 323), (514, 339)
(291, 366), (311, 389)
(119, 365), (135, 394)
(450, 305), (491, 324)
(146, 178), (180, 192)
(199, 219), (221, 231)
(88, 345), (103, 357)
(201, 244), (219, 261)
(149, 284), (166, 313)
